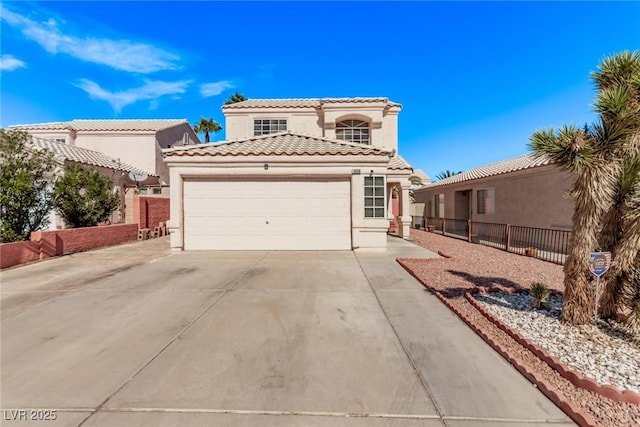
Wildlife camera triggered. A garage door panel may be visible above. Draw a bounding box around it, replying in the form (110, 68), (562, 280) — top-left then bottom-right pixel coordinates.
(183, 179), (351, 250)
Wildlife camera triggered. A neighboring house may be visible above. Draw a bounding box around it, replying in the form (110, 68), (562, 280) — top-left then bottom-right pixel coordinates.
(165, 97), (415, 251)
(10, 119), (199, 188)
(28, 136), (157, 229)
(414, 154), (574, 231)
(410, 169), (432, 190)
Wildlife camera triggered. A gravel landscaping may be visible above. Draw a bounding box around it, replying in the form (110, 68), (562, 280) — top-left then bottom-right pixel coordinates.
(402, 229), (640, 427)
(474, 291), (640, 394)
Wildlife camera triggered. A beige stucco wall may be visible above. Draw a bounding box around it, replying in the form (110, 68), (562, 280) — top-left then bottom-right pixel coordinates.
(71, 133), (165, 183)
(223, 102), (400, 151)
(414, 165), (574, 230)
(156, 124), (200, 148)
(225, 111), (323, 141)
(22, 129), (76, 144)
(165, 156), (399, 251)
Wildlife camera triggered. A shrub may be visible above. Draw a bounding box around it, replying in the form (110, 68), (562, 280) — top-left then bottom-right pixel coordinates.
(530, 282), (551, 310)
(53, 164), (120, 228)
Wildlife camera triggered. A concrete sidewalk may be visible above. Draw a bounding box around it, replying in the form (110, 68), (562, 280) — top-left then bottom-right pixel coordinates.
(1, 236), (573, 426)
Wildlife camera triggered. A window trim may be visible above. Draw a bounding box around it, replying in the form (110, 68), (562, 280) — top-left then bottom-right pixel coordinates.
(364, 176), (385, 218)
(253, 118), (287, 136)
(336, 119), (371, 145)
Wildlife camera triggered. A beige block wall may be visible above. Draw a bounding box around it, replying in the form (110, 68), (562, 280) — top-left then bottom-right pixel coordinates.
(414, 165), (574, 230)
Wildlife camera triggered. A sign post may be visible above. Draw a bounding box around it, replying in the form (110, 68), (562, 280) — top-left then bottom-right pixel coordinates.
(588, 252), (611, 324)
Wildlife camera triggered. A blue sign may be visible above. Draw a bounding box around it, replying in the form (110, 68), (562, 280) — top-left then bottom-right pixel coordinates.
(589, 252), (611, 277)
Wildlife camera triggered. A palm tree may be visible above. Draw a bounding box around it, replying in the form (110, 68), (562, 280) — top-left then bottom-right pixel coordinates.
(224, 92), (247, 105)
(435, 170), (461, 180)
(193, 118), (222, 143)
(529, 51), (640, 326)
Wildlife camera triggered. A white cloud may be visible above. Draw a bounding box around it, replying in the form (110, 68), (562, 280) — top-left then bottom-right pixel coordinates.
(0, 4), (180, 73)
(199, 81), (235, 98)
(0, 54), (26, 71)
(75, 79), (192, 113)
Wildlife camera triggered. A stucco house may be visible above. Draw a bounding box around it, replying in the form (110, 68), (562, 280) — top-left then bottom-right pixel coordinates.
(164, 97), (417, 251)
(28, 136), (157, 229)
(414, 153), (575, 231)
(10, 119), (199, 188)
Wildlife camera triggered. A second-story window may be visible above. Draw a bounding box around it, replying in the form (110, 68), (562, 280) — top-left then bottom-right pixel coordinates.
(336, 119), (370, 145)
(254, 119), (287, 136)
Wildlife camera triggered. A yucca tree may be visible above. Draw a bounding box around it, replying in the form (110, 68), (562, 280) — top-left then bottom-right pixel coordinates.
(224, 92), (247, 105)
(529, 51), (640, 325)
(193, 118), (222, 143)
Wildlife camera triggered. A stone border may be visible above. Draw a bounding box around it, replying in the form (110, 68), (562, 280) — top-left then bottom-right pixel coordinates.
(397, 258), (598, 427)
(466, 287), (640, 406)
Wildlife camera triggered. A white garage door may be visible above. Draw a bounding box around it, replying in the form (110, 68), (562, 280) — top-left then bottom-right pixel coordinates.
(183, 179), (351, 250)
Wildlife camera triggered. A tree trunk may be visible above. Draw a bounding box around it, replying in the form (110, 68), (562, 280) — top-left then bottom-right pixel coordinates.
(205, 132), (210, 143)
(599, 217), (640, 318)
(561, 165), (615, 325)
(561, 236), (596, 325)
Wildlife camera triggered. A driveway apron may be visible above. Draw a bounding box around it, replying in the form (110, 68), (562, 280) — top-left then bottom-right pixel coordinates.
(0, 237), (573, 426)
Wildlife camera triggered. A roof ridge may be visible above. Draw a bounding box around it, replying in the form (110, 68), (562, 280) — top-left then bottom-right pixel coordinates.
(424, 152), (554, 188)
(166, 131), (391, 154)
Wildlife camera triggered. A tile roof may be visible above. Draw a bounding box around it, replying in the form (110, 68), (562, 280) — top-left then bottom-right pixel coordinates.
(388, 155), (413, 171)
(165, 131), (391, 158)
(11, 119), (189, 132)
(425, 153), (553, 188)
(29, 136), (156, 177)
(222, 97), (401, 109)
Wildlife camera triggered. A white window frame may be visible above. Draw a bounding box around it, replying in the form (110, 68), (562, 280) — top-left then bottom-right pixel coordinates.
(477, 188), (495, 214)
(364, 176), (385, 218)
(336, 119), (370, 145)
(254, 118), (287, 136)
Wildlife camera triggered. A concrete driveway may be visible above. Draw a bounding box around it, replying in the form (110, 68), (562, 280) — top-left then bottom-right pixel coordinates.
(1, 237), (574, 426)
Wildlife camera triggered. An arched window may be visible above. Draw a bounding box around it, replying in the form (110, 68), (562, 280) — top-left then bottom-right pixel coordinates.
(336, 119), (370, 145)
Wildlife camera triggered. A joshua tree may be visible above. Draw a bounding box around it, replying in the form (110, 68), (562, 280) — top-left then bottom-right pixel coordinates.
(592, 52), (640, 320)
(435, 170), (461, 180)
(224, 92), (247, 105)
(193, 118), (222, 143)
(529, 51), (640, 325)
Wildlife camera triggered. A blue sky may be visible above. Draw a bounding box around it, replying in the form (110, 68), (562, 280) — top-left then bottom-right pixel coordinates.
(1, 1), (639, 179)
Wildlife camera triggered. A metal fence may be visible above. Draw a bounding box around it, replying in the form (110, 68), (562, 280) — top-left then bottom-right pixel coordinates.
(424, 217), (571, 265)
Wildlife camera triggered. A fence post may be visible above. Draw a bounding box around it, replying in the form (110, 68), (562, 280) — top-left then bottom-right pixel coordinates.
(442, 218), (446, 235)
(468, 220), (472, 242)
(506, 224), (511, 252)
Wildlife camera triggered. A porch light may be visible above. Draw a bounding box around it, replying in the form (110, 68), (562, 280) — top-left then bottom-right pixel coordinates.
(264, 163), (269, 170)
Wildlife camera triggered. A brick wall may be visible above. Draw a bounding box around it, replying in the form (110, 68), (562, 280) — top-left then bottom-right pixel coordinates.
(133, 196), (170, 229)
(0, 224), (139, 269)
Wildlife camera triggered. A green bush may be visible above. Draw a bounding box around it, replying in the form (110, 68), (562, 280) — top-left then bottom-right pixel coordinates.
(53, 164), (120, 228)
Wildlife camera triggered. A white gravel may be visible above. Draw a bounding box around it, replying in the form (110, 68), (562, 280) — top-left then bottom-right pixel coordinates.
(474, 291), (640, 394)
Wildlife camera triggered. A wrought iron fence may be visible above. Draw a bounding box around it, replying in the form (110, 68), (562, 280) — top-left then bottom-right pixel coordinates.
(424, 217), (571, 265)
(471, 222), (508, 250)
